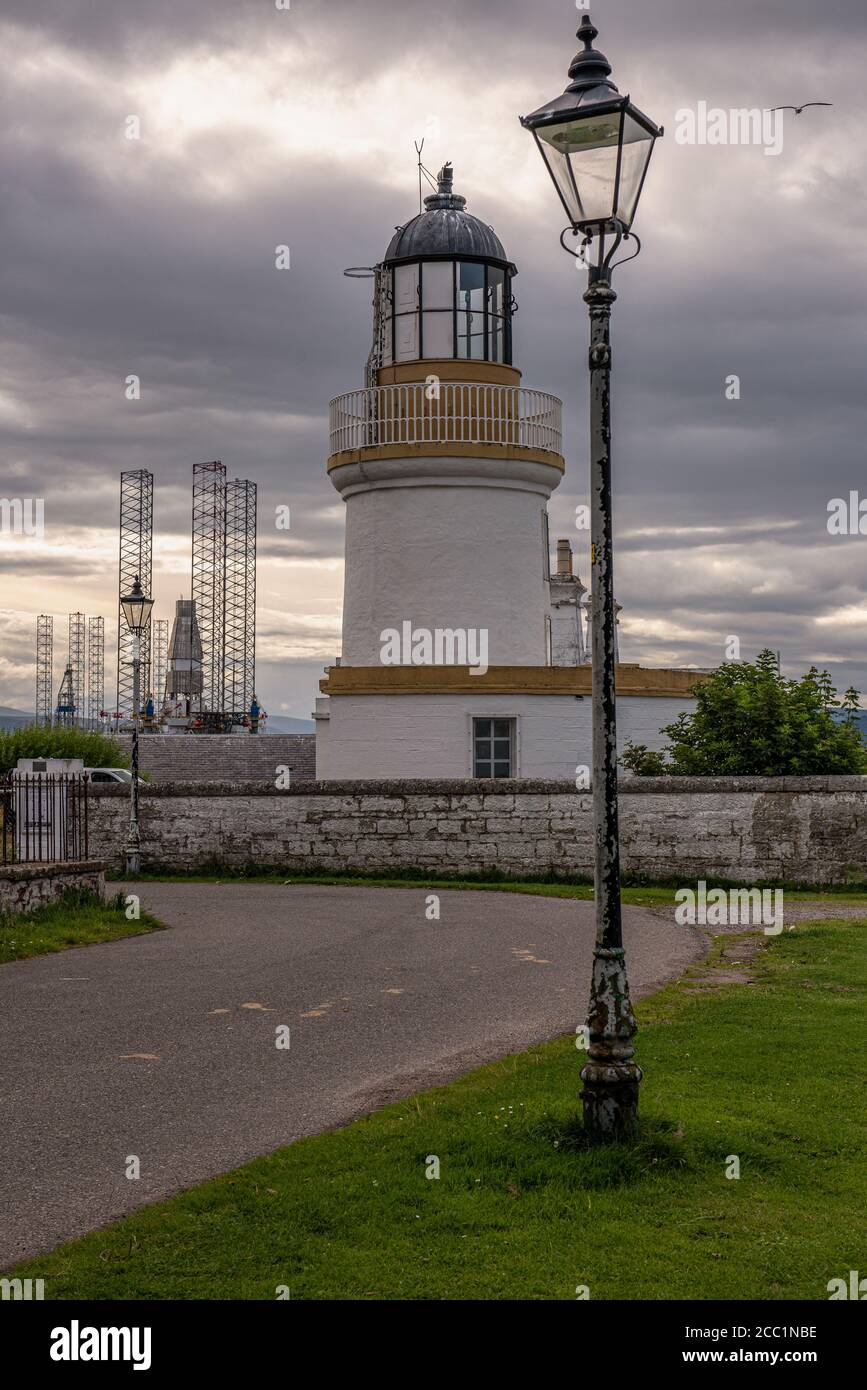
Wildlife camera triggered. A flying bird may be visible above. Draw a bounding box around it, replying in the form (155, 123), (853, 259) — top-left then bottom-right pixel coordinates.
(768, 103), (833, 115)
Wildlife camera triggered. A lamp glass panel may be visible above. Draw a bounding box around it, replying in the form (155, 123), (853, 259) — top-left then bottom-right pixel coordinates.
(537, 111), (623, 224)
(615, 112), (655, 227)
(535, 137), (584, 224)
(121, 593), (153, 633)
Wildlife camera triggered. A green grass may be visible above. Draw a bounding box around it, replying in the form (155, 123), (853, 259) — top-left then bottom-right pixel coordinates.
(11, 919), (865, 1300)
(112, 863), (867, 908)
(0, 889), (163, 964)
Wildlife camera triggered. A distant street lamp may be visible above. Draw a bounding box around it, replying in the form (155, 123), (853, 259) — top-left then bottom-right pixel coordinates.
(522, 14), (662, 1142)
(120, 574), (154, 875)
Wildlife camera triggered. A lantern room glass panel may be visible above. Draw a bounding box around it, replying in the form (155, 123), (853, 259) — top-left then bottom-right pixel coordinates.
(489, 315), (506, 364)
(488, 267), (505, 316)
(421, 261), (454, 358)
(393, 263), (419, 362)
(487, 268), (506, 362)
(380, 257), (514, 367)
(457, 263), (486, 361)
(458, 311), (485, 360)
(458, 262), (485, 310)
(423, 311), (453, 358)
(422, 261), (453, 309)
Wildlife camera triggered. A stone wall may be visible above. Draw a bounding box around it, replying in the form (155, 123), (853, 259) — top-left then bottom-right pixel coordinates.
(113, 734), (315, 783)
(86, 778), (867, 885)
(0, 861), (107, 916)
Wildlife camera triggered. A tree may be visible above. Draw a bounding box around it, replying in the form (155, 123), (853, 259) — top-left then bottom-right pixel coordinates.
(622, 650), (867, 777)
(841, 687), (862, 725)
(0, 725), (128, 776)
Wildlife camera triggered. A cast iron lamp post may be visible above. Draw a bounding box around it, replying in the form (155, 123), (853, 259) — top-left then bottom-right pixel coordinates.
(120, 574), (153, 875)
(521, 15), (662, 1142)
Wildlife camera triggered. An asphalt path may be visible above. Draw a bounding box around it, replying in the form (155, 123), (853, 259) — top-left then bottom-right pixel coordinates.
(0, 883), (706, 1265)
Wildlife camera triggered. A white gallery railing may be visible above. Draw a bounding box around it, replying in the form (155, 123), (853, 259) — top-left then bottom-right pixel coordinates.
(329, 384), (563, 458)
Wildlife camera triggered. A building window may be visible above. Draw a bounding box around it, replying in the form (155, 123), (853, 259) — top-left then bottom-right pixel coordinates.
(473, 717), (516, 778)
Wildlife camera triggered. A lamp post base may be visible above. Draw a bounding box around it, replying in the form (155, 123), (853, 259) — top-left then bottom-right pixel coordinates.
(125, 825), (141, 877)
(580, 945), (642, 1142)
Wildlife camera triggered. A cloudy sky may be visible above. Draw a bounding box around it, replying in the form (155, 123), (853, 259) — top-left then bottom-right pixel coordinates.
(1, 0), (866, 719)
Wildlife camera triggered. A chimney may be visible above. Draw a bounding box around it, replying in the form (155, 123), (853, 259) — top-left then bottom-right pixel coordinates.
(556, 538), (573, 578)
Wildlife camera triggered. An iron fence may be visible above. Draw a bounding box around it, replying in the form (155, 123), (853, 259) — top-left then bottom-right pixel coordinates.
(0, 774), (90, 866)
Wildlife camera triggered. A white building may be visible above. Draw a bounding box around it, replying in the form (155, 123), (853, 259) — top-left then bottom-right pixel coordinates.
(315, 166), (699, 779)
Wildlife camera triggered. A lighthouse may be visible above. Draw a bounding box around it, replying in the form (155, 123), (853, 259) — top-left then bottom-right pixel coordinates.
(315, 166), (699, 778)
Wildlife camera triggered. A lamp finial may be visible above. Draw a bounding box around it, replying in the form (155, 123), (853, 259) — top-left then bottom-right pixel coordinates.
(568, 15), (617, 93)
(577, 14), (598, 49)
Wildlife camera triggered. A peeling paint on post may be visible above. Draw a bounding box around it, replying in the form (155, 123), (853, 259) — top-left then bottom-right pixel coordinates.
(580, 946), (642, 1140)
(580, 274), (642, 1141)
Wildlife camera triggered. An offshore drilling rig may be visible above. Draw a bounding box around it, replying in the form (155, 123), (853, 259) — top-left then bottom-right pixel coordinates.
(36, 463), (258, 733)
(115, 463), (258, 732)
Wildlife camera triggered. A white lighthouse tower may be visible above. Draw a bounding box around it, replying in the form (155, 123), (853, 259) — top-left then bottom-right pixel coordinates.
(315, 166), (697, 778)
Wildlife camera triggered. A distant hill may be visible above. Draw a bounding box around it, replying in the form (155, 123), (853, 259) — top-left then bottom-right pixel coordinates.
(264, 715), (315, 735)
(0, 705), (35, 731)
(831, 708), (867, 741)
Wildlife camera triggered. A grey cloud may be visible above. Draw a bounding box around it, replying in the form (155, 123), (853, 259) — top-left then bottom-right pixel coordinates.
(2, 0), (867, 714)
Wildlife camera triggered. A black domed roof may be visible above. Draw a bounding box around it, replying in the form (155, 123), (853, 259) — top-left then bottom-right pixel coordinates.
(383, 165), (516, 273)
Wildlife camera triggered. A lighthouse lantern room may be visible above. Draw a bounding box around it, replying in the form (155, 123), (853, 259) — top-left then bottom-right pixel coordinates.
(375, 164), (516, 368)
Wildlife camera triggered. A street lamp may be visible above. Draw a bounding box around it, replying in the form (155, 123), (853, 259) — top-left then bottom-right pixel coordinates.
(120, 574), (153, 874)
(521, 15), (662, 1143)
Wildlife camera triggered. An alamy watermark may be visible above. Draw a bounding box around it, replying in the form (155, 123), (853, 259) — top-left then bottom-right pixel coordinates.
(675, 102), (783, 157)
(50, 1323), (151, 1370)
(827, 1270), (867, 1299)
(1, 1277), (44, 1300)
(828, 492), (867, 535)
(380, 622), (488, 675)
(0, 498), (44, 539)
(675, 880), (786, 935)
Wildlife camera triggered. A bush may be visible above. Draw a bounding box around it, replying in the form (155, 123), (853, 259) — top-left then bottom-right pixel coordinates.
(621, 650), (867, 777)
(620, 743), (668, 777)
(0, 725), (129, 776)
